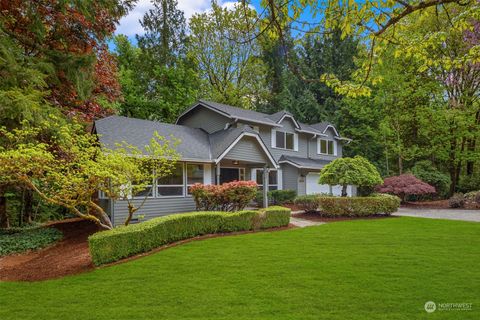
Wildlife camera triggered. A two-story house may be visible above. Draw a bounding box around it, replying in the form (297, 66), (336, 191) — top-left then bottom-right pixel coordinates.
(94, 100), (353, 226)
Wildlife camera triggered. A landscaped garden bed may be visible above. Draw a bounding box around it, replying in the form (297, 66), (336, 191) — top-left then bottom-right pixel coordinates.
(0, 225), (63, 256)
(89, 207), (291, 266)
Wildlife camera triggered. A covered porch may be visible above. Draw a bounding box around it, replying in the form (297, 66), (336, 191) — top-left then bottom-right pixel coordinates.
(211, 129), (277, 207)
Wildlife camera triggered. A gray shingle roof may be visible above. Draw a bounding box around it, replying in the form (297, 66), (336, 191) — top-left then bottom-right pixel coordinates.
(310, 121), (339, 136)
(279, 155), (330, 169)
(94, 115), (212, 161)
(208, 125), (259, 159)
(266, 110), (292, 123)
(190, 100), (281, 127)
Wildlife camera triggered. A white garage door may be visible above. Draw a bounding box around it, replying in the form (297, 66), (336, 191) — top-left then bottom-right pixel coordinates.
(306, 173), (354, 196)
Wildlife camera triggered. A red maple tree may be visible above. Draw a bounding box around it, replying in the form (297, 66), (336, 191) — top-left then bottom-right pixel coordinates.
(376, 174), (436, 202)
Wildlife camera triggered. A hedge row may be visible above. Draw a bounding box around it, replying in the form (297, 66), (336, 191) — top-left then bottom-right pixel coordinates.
(88, 206), (291, 266)
(317, 194), (401, 216)
(294, 194), (400, 216)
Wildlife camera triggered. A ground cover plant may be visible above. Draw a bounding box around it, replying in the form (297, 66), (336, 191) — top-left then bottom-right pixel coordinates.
(1, 217), (479, 319)
(0, 226), (62, 256)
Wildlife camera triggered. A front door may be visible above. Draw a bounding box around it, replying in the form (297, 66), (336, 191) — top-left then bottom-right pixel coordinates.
(220, 168), (240, 184)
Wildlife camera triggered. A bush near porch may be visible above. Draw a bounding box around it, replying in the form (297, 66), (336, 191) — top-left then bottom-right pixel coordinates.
(294, 194), (400, 216)
(88, 206), (291, 265)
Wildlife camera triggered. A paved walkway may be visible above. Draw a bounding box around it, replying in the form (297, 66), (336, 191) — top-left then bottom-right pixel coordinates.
(290, 217), (325, 228)
(393, 207), (480, 222)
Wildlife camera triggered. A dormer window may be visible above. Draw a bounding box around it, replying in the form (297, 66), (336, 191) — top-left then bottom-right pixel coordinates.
(275, 131), (295, 150)
(318, 139), (336, 155)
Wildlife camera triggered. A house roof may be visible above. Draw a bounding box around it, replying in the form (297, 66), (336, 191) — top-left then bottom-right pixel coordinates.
(178, 100), (282, 127)
(94, 115), (277, 166)
(94, 115), (212, 161)
(278, 155), (330, 170)
(310, 121), (340, 137)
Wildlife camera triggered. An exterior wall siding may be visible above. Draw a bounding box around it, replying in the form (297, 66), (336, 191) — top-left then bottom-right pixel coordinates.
(112, 197), (196, 226)
(178, 107), (230, 133)
(224, 136), (268, 164)
(281, 163), (299, 193)
(308, 128), (343, 160)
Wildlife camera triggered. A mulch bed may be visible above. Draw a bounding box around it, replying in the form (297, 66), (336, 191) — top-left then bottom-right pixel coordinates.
(0, 219), (99, 282)
(292, 211), (397, 222)
(0, 219), (296, 282)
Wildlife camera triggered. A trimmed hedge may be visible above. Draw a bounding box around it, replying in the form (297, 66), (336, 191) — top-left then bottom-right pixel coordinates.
(89, 206), (291, 266)
(318, 194), (401, 216)
(256, 190), (297, 205)
(294, 195), (321, 213)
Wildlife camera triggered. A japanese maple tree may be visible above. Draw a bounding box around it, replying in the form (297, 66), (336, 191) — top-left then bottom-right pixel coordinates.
(376, 174), (436, 202)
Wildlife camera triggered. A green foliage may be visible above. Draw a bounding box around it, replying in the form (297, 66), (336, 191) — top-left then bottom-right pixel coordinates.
(88, 207), (291, 265)
(0, 226), (62, 256)
(457, 175), (480, 194)
(317, 194), (401, 216)
(269, 190), (297, 205)
(410, 161), (451, 198)
(294, 195), (321, 213)
(256, 190), (297, 205)
(188, 2), (268, 108)
(319, 156), (383, 195)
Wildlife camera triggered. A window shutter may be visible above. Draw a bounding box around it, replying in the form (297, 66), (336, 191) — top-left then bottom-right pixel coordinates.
(316, 138), (320, 154)
(333, 141), (337, 156)
(203, 164), (212, 185)
(293, 134), (299, 151)
(271, 129), (276, 148)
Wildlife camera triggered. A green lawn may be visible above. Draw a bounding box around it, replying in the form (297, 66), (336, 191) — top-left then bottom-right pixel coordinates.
(0, 217), (479, 320)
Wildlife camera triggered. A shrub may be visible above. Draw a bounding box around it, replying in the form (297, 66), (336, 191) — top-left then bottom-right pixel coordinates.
(294, 195), (321, 213)
(410, 160), (451, 198)
(256, 189), (297, 205)
(448, 193), (465, 208)
(376, 174), (436, 202)
(0, 226), (63, 256)
(317, 194), (401, 217)
(457, 175), (480, 193)
(89, 207), (291, 265)
(190, 181), (258, 211)
(319, 156), (383, 197)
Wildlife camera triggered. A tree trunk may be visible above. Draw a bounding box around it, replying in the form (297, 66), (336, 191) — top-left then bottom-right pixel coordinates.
(341, 184), (347, 197)
(23, 188), (33, 224)
(398, 156), (403, 175)
(0, 190), (9, 229)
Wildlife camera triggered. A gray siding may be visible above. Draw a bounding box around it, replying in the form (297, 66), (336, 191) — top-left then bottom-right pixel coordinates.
(112, 197), (196, 226)
(308, 127), (343, 160)
(281, 164), (298, 192)
(224, 136), (268, 164)
(178, 107), (230, 133)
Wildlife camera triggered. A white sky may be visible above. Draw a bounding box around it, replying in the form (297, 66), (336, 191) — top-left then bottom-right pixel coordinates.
(116, 0), (241, 36)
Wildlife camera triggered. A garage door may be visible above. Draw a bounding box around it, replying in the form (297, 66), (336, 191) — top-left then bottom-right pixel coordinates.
(306, 173), (330, 195)
(306, 173), (354, 196)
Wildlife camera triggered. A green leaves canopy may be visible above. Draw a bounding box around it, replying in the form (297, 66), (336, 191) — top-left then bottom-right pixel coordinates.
(319, 156), (383, 187)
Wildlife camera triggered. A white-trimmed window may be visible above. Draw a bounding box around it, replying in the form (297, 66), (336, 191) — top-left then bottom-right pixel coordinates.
(255, 169), (278, 191)
(318, 139), (335, 155)
(274, 131), (295, 150)
(133, 179), (154, 198)
(157, 163), (184, 197)
(186, 163), (204, 194)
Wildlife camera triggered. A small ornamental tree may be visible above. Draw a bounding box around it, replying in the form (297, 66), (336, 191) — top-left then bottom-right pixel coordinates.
(375, 174), (436, 202)
(319, 156), (383, 197)
(0, 117), (179, 229)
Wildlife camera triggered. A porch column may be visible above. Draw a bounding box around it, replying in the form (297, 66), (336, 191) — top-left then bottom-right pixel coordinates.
(262, 165), (269, 208)
(216, 163), (221, 185)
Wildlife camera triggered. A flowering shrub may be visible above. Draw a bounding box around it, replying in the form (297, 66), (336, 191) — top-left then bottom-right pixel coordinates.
(189, 181), (258, 211)
(449, 193), (465, 208)
(375, 174), (436, 202)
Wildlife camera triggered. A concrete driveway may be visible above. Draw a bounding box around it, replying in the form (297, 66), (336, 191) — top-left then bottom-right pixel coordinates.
(393, 207), (480, 222)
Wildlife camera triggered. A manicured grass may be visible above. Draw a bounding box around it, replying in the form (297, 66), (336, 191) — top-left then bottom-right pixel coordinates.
(1, 217), (479, 319)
